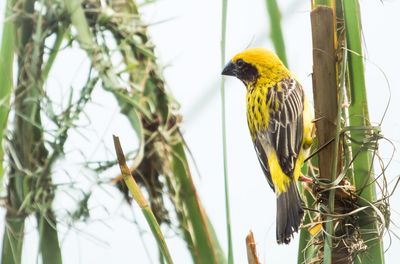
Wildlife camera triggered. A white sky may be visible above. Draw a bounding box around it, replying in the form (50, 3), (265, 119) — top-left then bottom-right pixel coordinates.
(1, 0), (400, 263)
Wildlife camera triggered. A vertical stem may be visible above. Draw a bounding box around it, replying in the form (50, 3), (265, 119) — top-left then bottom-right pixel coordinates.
(265, 0), (288, 66)
(310, 5), (338, 264)
(0, 0), (15, 187)
(343, 0), (385, 263)
(221, 0), (233, 263)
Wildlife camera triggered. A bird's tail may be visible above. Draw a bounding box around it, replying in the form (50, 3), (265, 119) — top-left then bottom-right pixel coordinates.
(276, 181), (304, 244)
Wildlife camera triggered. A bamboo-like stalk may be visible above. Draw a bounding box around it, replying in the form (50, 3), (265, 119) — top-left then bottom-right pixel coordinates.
(311, 1), (340, 264)
(113, 136), (174, 264)
(220, 0), (234, 263)
(0, 0), (14, 187)
(343, 1), (385, 263)
(265, 0), (288, 66)
(64, 1), (226, 263)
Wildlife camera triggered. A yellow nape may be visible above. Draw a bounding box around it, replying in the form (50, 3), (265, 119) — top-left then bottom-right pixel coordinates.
(231, 48), (290, 86)
(266, 148), (291, 195)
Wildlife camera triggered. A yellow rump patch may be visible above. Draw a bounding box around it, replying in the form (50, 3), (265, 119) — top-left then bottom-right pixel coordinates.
(266, 149), (291, 195)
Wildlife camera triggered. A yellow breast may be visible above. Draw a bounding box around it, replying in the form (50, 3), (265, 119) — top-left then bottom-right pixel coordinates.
(246, 85), (271, 140)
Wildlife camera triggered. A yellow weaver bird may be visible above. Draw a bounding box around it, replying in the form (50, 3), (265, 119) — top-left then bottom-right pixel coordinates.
(222, 48), (313, 244)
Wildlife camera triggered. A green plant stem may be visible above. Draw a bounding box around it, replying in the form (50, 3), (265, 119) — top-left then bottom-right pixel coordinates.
(297, 198), (311, 264)
(297, 166), (316, 264)
(343, 0), (385, 263)
(265, 0), (288, 66)
(159, 248), (166, 264)
(220, 0), (233, 263)
(113, 136), (173, 264)
(0, 0), (15, 187)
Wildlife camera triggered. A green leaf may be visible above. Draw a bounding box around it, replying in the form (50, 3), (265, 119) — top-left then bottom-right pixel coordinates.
(37, 213), (62, 264)
(343, 1), (385, 263)
(0, 0), (14, 187)
(220, 0), (233, 263)
(2, 214), (24, 264)
(265, 0), (288, 67)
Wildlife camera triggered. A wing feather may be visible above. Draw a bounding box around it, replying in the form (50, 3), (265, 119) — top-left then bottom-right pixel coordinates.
(254, 78), (304, 187)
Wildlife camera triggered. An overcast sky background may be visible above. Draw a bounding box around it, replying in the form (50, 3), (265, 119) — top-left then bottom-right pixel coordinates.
(1, 0), (400, 263)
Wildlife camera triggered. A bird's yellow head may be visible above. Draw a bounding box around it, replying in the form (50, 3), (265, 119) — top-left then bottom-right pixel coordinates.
(221, 48), (290, 88)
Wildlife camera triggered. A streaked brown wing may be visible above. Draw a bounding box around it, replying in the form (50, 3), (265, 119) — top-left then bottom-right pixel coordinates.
(254, 78), (304, 185)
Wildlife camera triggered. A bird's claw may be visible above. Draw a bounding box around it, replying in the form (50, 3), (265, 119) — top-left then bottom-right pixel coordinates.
(299, 175), (314, 183)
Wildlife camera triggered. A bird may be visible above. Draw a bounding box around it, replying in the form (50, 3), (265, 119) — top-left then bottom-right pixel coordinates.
(221, 48), (313, 244)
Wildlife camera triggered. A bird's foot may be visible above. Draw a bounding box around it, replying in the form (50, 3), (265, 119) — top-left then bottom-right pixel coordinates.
(299, 175), (313, 183)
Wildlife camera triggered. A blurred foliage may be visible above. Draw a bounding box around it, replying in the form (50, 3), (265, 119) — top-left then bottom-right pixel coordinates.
(1, 0), (226, 263)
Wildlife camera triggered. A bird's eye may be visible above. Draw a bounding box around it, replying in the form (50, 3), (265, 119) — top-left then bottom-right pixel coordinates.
(236, 59), (245, 68)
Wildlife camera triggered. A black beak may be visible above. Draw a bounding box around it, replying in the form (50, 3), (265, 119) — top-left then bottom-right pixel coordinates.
(221, 61), (235, 76)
